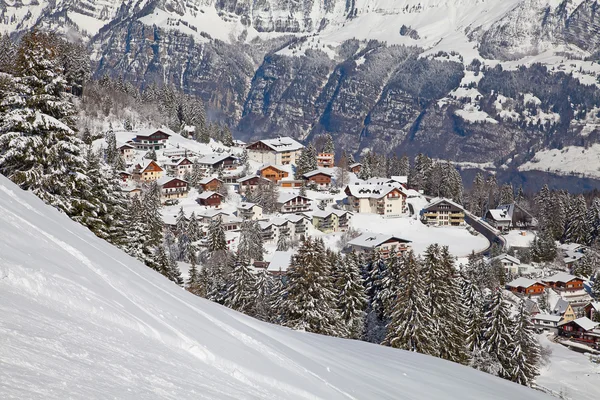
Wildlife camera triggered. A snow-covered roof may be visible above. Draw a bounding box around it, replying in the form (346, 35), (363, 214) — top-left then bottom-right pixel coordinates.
(197, 191), (223, 200)
(345, 184), (404, 199)
(270, 217), (290, 227)
(117, 142), (135, 149)
(390, 176), (408, 184)
(277, 193), (310, 204)
(532, 314), (562, 323)
(588, 302), (600, 311)
(197, 153), (237, 165)
(251, 137), (304, 153)
(156, 176), (187, 186)
(568, 317), (599, 331)
(312, 210), (350, 219)
(259, 164), (287, 172)
(365, 177), (401, 186)
(238, 202), (259, 210)
(543, 272), (581, 284)
(237, 175), (260, 183)
(303, 169), (332, 178)
(423, 197), (464, 211)
(233, 139), (246, 145)
(506, 277), (543, 288)
(563, 250), (585, 263)
(552, 298), (570, 315)
(284, 214), (309, 223)
(135, 159), (162, 172)
(198, 176), (223, 185)
(134, 128), (172, 138)
(348, 233), (411, 249)
(196, 209), (228, 219)
(489, 253), (520, 265)
(486, 209), (511, 222)
(349, 163), (361, 168)
(559, 243), (586, 253)
(258, 220), (274, 230)
(267, 251), (295, 272)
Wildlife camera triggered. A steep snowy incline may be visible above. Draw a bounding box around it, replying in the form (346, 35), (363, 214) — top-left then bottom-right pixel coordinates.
(0, 175), (549, 400)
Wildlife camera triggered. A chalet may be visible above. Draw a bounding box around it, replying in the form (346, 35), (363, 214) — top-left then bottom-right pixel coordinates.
(237, 203), (263, 220)
(506, 277), (546, 296)
(267, 250), (294, 276)
(283, 214), (311, 237)
(259, 165), (289, 183)
(563, 249), (585, 269)
(421, 198), (466, 227)
(277, 193), (311, 214)
(195, 210), (228, 225)
(197, 191), (223, 208)
(488, 254), (522, 275)
(542, 273), (585, 292)
(317, 152), (334, 168)
(165, 157), (193, 179)
(345, 184), (407, 217)
(246, 137), (304, 165)
(349, 163), (362, 174)
(390, 176), (408, 186)
(497, 203), (537, 230)
(157, 176), (189, 201)
(257, 218), (292, 243)
(197, 154), (238, 171)
(132, 160), (164, 182)
(302, 170), (333, 190)
(236, 175), (271, 194)
(198, 177), (223, 192)
(558, 317), (600, 346)
(532, 314), (562, 333)
(584, 302), (600, 321)
(347, 233), (412, 259)
(551, 298), (577, 323)
(311, 210), (352, 233)
(484, 208), (512, 231)
(119, 171), (132, 184)
(130, 129), (170, 150)
(117, 142), (136, 161)
(232, 139), (246, 148)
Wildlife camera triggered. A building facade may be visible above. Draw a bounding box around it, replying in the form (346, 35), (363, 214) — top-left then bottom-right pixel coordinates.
(421, 198), (466, 226)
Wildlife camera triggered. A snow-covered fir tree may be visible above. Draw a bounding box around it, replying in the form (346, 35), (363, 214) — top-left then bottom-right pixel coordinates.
(510, 298), (540, 386)
(294, 144), (318, 179)
(224, 255), (256, 314)
(564, 194), (588, 244)
(586, 198), (600, 246)
(276, 230), (290, 251)
(481, 290), (514, 379)
(383, 251), (436, 354)
(237, 220), (264, 262)
(253, 268), (275, 322)
(175, 207), (187, 236)
(141, 181), (164, 246)
(186, 212), (202, 242)
(336, 251), (367, 339)
(499, 184), (514, 206)
(207, 216), (227, 253)
(280, 238), (345, 336)
(461, 271), (485, 354)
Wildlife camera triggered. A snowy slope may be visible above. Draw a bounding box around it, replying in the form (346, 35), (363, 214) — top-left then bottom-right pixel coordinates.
(0, 175), (551, 399)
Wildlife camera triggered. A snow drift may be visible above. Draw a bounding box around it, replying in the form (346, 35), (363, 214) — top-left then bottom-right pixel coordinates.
(0, 175), (549, 399)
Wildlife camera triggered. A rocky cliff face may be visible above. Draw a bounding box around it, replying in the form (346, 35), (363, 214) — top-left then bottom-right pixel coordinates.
(3, 0), (600, 171)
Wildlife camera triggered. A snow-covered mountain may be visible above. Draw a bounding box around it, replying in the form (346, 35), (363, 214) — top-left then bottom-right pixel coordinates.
(4, 0), (600, 182)
(0, 177), (551, 398)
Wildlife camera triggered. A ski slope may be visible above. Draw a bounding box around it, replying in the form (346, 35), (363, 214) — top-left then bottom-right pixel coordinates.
(0, 175), (550, 399)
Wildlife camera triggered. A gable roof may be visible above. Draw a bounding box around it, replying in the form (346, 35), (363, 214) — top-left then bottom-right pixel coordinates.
(134, 128), (171, 139)
(284, 214), (310, 223)
(348, 233), (411, 249)
(542, 272), (582, 284)
(238, 202), (259, 210)
(156, 176), (187, 186)
(552, 298), (570, 315)
(250, 137), (304, 153)
(423, 197), (464, 212)
(563, 317), (599, 331)
(197, 191), (223, 200)
(277, 193), (310, 204)
(390, 176), (408, 184)
(506, 277), (544, 289)
(303, 169), (333, 178)
(345, 184), (406, 199)
(197, 154), (237, 166)
(136, 159), (163, 173)
(489, 253), (521, 265)
(198, 176), (223, 185)
(349, 163), (362, 168)
(532, 314), (562, 323)
(486, 208), (511, 222)
(117, 142), (135, 150)
(259, 164), (287, 173)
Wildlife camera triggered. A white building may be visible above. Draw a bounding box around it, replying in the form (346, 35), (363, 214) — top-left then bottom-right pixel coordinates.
(488, 253), (522, 274)
(165, 157), (193, 179)
(246, 137), (304, 166)
(344, 184), (407, 217)
(237, 203), (263, 220)
(347, 233), (412, 258)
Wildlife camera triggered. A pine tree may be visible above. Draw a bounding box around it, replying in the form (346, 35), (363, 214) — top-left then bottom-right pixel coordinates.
(123, 195), (155, 267)
(295, 144), (318, 179)
(592, 272), (600, 300)
(564, 195), (588, 244)
(224, 256), (256, 314)
(186, 212), (202, 242)
(141, 181), (164, 246)
(276, 229), (290, 251)
(531, 229), (557, 263)
(0, 31), (89, 217)
(207, 216), (227, 253)
(461, 271), (485, 353)
(175, 207), (187, 236)
(104, 130), (118, 165)
(511, 299), (540, 386)
(336, 252), (367, 339)
(383, 251), (435, 354)
(586, 198), (600, 246)
(482, 290), (514, 380)
(0, 32), (16, 74)
(238, 220), (264, 262)
(280, 238), (345, 336)
(253, 268), (275, 322)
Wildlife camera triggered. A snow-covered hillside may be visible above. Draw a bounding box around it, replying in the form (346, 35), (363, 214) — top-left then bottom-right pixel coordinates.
(0, 178), (550, 398)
